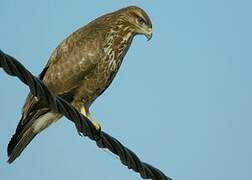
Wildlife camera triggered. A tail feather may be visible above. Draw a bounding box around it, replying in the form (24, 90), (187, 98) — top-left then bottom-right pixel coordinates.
(7, 128), (37, 163)
(7, 113), (40, 163)
(7, 115), (32, 157)
(8, 122), (23, 157)
(7, 111), (60, 163)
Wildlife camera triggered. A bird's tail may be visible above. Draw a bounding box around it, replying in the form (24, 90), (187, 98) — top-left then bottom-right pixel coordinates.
(7, 125), (37, 163)
(7, 111), (60, 163)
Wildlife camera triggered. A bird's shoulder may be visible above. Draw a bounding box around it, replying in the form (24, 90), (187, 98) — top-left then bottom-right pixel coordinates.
(21, 22), (114, 124)
(40, 24), (112, 90)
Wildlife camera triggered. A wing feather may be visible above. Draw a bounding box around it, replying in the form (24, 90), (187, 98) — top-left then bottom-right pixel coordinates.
(21, 25), (106, 126)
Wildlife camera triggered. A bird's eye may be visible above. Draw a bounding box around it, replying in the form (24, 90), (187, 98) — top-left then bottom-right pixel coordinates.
(138, 17), (145, 25)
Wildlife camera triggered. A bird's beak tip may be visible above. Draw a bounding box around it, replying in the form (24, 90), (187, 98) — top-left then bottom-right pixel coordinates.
(145, 28), (152, 41)
(146, 34), (152, 41)
(143, 28), (152, 41)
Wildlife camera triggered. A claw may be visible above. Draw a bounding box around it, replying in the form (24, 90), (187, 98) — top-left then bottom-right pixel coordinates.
(78, 102), (101, 139)
(90, 119), (102, 140)
(91, 119), (101, 131)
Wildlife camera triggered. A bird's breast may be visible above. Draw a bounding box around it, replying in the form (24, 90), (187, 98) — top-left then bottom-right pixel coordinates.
(78, 31), (133, 105)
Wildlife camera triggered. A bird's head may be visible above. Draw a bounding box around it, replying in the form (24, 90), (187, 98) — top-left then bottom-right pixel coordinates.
(116, 6), (153, 41)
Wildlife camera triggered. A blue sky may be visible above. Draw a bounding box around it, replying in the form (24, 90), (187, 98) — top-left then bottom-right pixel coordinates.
(0, 1), (252, 180)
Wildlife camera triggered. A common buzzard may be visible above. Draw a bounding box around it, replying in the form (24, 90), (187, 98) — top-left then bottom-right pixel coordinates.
(8, 6), (152, 163)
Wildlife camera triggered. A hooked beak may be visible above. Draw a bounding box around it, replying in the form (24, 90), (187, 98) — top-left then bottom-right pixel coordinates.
(144, 27), (152, 41)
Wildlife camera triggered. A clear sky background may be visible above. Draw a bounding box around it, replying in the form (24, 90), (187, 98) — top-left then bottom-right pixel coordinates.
(0, 1), (251, 180)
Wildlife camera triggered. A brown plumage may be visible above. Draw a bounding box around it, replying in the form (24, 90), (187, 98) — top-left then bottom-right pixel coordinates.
(7, 6), (152, 163)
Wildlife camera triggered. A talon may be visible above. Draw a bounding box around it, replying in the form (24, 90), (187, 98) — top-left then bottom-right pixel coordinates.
(90, 119), (102, 140)
(78, 103), (101, 138)
(91, 119), (101, 132)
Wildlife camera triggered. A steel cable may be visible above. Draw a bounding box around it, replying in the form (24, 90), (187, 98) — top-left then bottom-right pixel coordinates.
(0, 50), (171, 180)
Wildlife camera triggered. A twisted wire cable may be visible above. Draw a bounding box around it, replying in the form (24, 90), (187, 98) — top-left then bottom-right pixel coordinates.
(0, 50), (171, 180)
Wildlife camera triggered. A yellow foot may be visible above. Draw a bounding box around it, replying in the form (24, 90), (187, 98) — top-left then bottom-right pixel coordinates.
(89, 119), (102, 140)
(78, 104), (101, 138)
(90, 119), (101, 131)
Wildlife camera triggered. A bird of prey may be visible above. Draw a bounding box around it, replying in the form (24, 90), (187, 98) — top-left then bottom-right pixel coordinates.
(7, 6), (152, 163)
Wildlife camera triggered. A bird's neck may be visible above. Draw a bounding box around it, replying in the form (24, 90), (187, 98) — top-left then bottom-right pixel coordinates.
(102, 28), (134, 72)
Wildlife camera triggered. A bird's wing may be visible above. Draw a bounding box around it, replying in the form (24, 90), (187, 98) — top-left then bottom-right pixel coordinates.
(8, 25), (107, 160)
(22, 26), (105, 122)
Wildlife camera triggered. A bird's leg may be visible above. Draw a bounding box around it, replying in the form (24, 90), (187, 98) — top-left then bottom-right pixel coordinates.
(80, 105), (101, 132)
